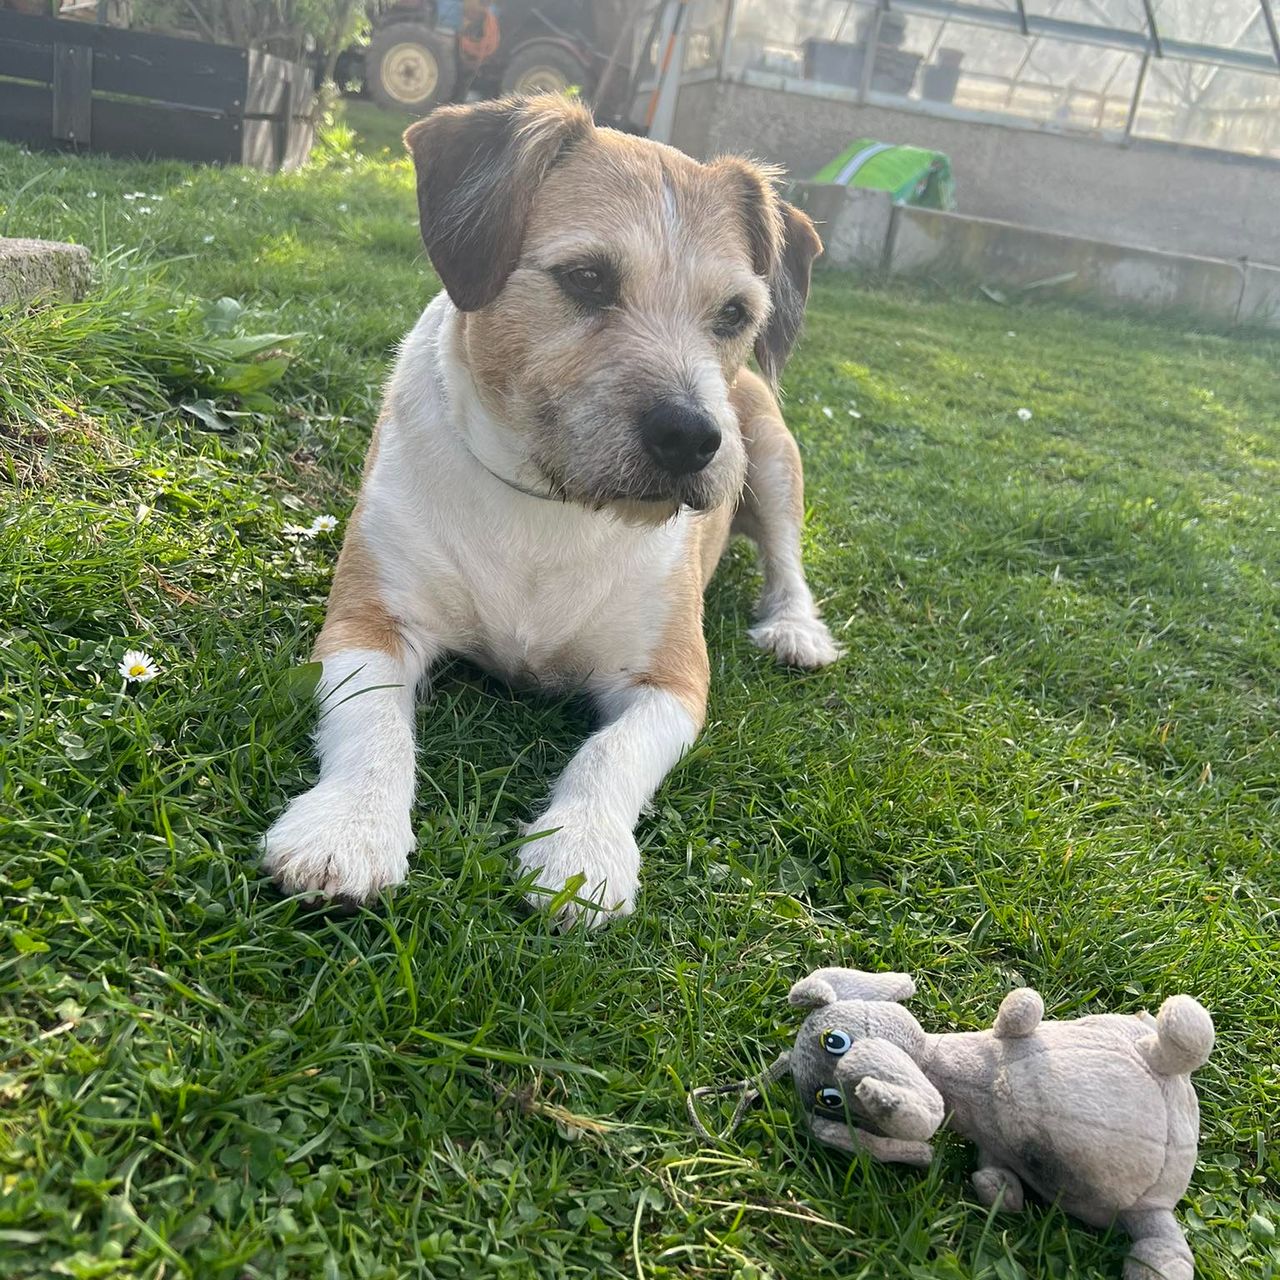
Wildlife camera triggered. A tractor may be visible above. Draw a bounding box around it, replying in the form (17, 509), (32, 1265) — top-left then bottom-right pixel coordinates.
(354, 0), (634, 118)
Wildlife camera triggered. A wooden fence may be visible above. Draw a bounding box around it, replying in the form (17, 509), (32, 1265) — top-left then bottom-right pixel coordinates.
(0, 11), (315, 170)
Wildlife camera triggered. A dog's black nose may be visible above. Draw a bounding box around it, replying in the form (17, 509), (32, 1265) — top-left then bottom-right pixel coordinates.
(638, 401), (721, 476)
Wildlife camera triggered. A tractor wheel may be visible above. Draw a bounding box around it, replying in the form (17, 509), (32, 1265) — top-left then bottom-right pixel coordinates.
(367, 23), (457, 114)
(500, 42), (592, 99)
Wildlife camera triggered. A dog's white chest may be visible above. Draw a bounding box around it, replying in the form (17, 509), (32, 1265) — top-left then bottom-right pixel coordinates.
(465, 549), (603, 684)
(468, 516), (686, 684)
(366, 458), (687, 687)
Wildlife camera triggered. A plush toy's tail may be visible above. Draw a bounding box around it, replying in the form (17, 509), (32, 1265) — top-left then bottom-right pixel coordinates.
(1139, 995), (1215, 1076)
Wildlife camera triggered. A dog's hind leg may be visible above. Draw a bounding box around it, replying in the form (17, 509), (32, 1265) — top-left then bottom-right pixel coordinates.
(730, 371), (841, 669)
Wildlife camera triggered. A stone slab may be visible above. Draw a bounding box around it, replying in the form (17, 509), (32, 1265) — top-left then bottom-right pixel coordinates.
(791, 182), (894, 271)
(0, 237), (92, 307)
(1238, 261), (1280, 326)
(887, 207), (1250, 323)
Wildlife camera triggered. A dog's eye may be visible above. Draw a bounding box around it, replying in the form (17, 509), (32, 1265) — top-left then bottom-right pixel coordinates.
(815, 1087), (844, 1112)
(822, 1029), (853, 1056)
(713, 299), (749, 337)
(553, 263), (618, 309)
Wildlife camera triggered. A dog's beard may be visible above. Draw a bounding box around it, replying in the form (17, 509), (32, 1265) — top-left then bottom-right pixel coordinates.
(532, 456), (728, 523)
(528, 405), (739, 520)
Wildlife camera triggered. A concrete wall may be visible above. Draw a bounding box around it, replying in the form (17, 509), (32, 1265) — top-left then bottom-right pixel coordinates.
(889, 206), (1248, 321)
(788, 182), (1280, 329)
(671, 79), (1280, 268)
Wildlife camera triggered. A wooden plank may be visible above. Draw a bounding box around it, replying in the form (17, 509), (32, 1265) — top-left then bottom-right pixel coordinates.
(240, 117), (279, 171)
(91, 97), (240, 164)
(0, 79), (54, 149)
(244, 48), (289, 117)
(282, 61), (316, 171)
(94, 34), (246, 114)
(0, 10), (246, 113)
(52, 43), (92, 144)
(0, 10), (63, 51)
(0, 79), (239, 163)
(0, 22), (54, 85)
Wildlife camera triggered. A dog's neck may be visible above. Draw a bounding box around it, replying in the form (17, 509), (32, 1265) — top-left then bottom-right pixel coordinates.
(434, 301), (568, 504)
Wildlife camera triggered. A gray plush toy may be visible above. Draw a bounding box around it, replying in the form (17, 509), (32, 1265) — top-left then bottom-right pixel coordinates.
(690, 967), (1214, 1280)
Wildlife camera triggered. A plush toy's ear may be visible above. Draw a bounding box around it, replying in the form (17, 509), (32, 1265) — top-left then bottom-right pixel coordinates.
(403, 93), (593, 311)
(790, 968), (915, 1007)
(788, 974), (839, 1008)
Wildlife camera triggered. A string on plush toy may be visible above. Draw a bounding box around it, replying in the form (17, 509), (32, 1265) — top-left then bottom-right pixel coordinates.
(686, 1052), (792, 1143)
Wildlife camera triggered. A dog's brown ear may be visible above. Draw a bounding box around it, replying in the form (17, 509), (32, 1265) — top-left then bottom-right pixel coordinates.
(714, 157), (822, 388)
(404, 95), (593, 311)
(754, 202), (822, 389)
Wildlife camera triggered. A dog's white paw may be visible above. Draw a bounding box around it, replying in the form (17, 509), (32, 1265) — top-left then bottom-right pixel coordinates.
(749, 612), (842, 669)
(262, 782), (413, 904)
(517, 808), (640, 928)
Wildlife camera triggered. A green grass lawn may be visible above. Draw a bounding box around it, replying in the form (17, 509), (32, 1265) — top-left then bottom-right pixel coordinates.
(2, 116), (1279, 1280)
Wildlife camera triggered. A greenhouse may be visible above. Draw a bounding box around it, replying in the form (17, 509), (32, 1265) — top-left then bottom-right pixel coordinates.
(629, 0), (1279, 267)
(668, 0), (1280, 159)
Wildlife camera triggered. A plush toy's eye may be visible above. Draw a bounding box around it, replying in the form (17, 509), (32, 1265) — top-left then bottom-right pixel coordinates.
(815, 1087), (844, 1111)
(822, 1029), (853, 1056)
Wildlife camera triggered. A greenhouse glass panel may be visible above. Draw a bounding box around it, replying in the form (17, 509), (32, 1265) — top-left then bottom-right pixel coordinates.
(1132, 58), (1280, 155)
(1022, 0), (1149, 34)
(886, 16), (1143, 133)
(630, 0), (726, 82)
(1149, 0), (1277, 57)
(726, 0), (878, 83)
(683, 0), (728, 70)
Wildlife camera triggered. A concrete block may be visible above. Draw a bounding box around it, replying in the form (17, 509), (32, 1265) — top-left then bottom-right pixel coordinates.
(888, 207), (1249, 322)
(790, 182), (894, 271)
(0, 237), (92, 308)
(1238, 262), (1280, 326)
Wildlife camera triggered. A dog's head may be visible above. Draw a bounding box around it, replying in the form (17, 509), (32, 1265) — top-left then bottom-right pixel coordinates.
(404, 95), (821, 519)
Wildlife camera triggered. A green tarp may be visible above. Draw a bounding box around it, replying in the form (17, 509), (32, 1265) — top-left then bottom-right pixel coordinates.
(812, 138), (956, 210)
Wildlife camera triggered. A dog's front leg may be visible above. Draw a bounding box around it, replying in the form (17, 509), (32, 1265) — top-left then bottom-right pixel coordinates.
(519, 682), (702, 927)
(263, 642), (433, 904)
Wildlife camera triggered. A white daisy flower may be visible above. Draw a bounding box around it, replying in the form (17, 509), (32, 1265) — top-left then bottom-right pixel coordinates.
(1017, 408), (1033, 422)
(119, 649), (160, 683)
(308, 514), (339, 535)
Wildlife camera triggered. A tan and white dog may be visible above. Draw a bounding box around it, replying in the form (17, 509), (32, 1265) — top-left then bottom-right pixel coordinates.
(263, 95), (840, 924)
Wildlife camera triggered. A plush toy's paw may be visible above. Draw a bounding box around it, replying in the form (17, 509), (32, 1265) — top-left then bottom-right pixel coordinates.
(993, 987), (1044, 1038)
(263, 782), (413, 903)
(518, 807), (639, 928)
(1123, 1240), (1194, 1280)
(749, 612), (842, 669)
(972, 1166), (1025, 1213)
(808, 1116), (933, 1167)
(851, 1126), (934, 1168)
